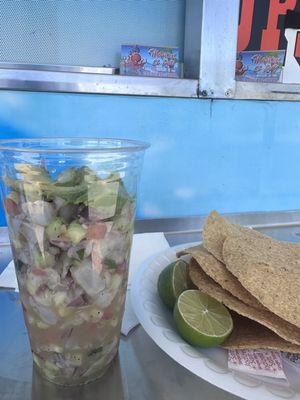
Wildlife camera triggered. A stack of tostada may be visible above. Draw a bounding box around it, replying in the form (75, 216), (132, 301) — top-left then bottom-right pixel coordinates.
(178, 210), (300, 353)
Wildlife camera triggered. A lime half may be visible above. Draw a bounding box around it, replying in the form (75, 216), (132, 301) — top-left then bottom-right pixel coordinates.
(174, 290), (233, 347)
(157, 260), (188, 309)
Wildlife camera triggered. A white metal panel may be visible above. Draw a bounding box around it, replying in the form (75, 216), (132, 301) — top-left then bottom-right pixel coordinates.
(199, 0), (239, 99)
(282, 29), (300, 84)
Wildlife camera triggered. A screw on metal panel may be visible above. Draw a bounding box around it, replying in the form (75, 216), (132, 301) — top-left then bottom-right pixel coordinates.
(200, 90), (208, 97)
(225, 89), (233, 97)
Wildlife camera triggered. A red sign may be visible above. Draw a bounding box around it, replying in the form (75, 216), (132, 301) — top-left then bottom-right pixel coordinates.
(238, 0), (300, 52)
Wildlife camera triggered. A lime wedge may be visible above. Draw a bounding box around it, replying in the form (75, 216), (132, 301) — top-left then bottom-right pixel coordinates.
(157, 260), (188, 309)
(174, 290), (233, 347)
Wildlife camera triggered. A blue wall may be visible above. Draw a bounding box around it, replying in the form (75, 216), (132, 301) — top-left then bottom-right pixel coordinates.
(1, 90), (300, 226)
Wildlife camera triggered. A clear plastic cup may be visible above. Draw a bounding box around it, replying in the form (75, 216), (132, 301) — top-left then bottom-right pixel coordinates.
(0, 138), (149, 386)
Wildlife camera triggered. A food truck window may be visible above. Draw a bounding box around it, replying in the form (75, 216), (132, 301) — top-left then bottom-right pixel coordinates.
(0, 0), (199, 98)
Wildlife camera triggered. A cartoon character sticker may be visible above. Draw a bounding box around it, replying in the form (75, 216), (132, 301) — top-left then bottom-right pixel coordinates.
(236, 53), (248, 76)
(235, 50), (285, 83)
(123, 46), (147, 71)
(120, 45), (180, 78)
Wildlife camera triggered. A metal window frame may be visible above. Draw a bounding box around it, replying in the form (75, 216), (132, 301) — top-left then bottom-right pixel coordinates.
(0, 1), (199, 99)
(1, 0), (300, 100)
(198, 0), (240, 99)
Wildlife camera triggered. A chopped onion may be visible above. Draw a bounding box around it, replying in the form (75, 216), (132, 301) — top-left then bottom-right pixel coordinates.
(22, 201), (55, 226)
(29, 297), (58, 325)
(71, 260), (106, 297)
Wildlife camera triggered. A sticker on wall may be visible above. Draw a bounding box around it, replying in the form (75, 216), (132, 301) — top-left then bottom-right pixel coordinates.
(120, 44), (181, 78)
(235, 50), (285, 83)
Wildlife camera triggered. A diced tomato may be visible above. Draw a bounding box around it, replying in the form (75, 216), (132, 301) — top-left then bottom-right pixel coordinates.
(88, 324), (99, 336)
(67, 296), (86, 307)
(61, 367), (76, 378)
(3, 198), (18, 216)
(91, 246), (103, 273)
(103, 303), (115, 320)
(50, 237), (71, 250)
(31, 268), (47, 277)
(42, 329), (61, 342)
(35, 284), (48, 296)
(60, 327), (74, 340)
(87, 223), (107, 240)
(116, 267), (122, 275)
(116, 263), (126, 275)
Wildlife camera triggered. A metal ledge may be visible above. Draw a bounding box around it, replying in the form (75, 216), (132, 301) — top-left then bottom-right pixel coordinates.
(135, 209), (300, 245)
(235, 81), (300, 101)
(135, 209), (300, 233)
(2, 65), (300, 101)
(0, 68), (198, 98)
(0, 62), (117, 75)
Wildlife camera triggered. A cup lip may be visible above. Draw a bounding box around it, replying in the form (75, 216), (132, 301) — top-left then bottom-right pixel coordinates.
(0, 137), (150, 154)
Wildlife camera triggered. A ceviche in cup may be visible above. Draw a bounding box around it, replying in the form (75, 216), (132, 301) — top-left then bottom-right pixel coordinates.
(0, 138), (149, 386)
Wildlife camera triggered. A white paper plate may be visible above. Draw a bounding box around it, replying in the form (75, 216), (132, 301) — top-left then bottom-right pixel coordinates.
(131, 243), (300, 400)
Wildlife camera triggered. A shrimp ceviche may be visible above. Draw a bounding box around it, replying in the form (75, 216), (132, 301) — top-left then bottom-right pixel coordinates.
(3, 164), (135, 385)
